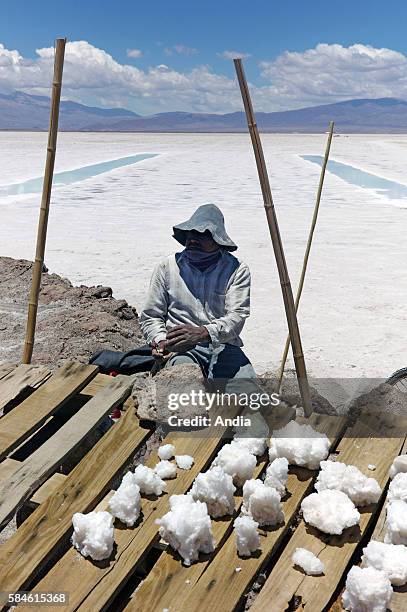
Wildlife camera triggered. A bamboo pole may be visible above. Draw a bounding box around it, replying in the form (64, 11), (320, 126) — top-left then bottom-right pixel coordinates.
(22, 38), (66, 364)
(233, 58), (312, 417)
(277, 122), (334, 391)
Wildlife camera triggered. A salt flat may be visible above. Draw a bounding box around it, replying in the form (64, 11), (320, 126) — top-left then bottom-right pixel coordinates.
(0, 132), (406, 377)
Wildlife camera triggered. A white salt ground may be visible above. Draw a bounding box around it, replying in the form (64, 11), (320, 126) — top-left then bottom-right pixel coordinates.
(190, 466), (236, 517)
(234, 515), (260, 557)
(71, 511), (114, 561)
(156, 494), (215, 566)
(154, 460), (177, 480)
(108, 472), (141, 526)
(133, 464), (166, 496)
(158, 444), (175, 461)
(361, 540), (407, 586)
(342, 566), (393, 612)
(292, 547), (325, 575)
(315, 460), (381, 506)
(389, 455), (407, 479)
(242, 479), (284, 526)
(175, 455), (194, 470)
(269, 420), (330, 470)
(212, 443), (256, 486)
(384, 499), (407, 545)
(301, 490), (360, 535)
(264, 457), (289, 496)
(387, 472), (407, 502)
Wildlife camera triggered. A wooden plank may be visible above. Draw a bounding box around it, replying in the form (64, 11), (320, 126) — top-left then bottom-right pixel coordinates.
(0, 373), (136, 529)
(0, 364), (51, 412)
(29, 473), (67, 506)
(126, 459), (268, 612)
(175, 415), (346, 612)
(0, 458), (20, 483)
(28, 430), (231, 612)
(249, 417), (406, 612)
(0, 362), (99, 460)
(0, 394), (151, 593)
(0, 363), (16, 381)
(328, 438), (407, 612)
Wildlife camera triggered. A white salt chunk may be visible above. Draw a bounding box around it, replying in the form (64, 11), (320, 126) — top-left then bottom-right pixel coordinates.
(368, 464), (376, 471)
(108, 472), (141, 526)
(264, 457), (289, 496)
(388, 472), (407, 502)
(158, 443), (175, 461)
(361, 540), (407, 586)
(269, 420), (330, 470)
(389, 455), (407, 480)
(385, 499), (407, 545)
(190, 466), (236, 517)
(234, 515), (260, 557)
(301, 490), (360, 535)
(175, 455), (194, 470)
(212, 443), (256, 486)
(315, 460), (381, 506)
(231, 436), (268, 456)
(342, 566), (393, 612)
(133, 464), (166, 496)
(71, 511), (114, 561)
(242, 479), (284, 526)
(292, 547), (325, 575)
(155, 460), (177, 480)
(156, 494), (215, 566)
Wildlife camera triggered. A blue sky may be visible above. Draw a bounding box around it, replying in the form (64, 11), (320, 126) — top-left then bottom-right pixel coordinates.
(1, 0), (407, 114)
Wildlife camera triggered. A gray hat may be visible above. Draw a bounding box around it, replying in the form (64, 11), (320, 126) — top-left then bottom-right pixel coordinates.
(173, 204), (237, 252)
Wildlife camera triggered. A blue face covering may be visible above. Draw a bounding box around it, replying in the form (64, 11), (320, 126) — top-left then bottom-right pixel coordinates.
(184, 247), (221, 270)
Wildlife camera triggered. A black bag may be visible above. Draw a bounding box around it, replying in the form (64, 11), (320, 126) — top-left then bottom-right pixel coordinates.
(89, 345), (155, 375)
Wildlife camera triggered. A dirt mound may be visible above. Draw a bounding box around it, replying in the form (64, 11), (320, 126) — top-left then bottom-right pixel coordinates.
(0, 257), (143, 366)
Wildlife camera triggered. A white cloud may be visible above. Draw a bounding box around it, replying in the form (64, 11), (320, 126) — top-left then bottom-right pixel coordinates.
(1, 41), (407, 114)
(258, 43), (407, 108)
(127, 48), (143, 58)
(164, 44), (198, 56)
(218, 50), (251, 60)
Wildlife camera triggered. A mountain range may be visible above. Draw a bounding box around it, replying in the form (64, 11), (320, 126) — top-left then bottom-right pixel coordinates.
(1, 91), (407, 132)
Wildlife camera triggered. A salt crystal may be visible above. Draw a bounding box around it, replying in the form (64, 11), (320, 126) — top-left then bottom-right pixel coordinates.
(389, 455), (407, 480)
(368, 464), (376, 471)
(175, 455), (194, 470)
(388, 472), (407, 502)
(108, 472), (141, 526)
(315, 460), (381, 506)
(242, 479), (284, 526)
(155, 460), (177, 480)
(361, 540), (407, 586)
(292, 547), (325, 575)
(342, 566), (393, 612)
(269, 420), (330, 470)
(301, 490), (360, 535)
(231, 436), (268, 456)
(156, 495), (215, 566)
(235, 566), (242, 572)
(264, 458), (289, 496)
(212, 443), (256, 486)
(133, 464), (166, 496)
(190, 466), (236, 517)
(71, 511), (114, 561)
(384, 499), (407, 545)
(234, 515), (260, 557)
(158, 444), (175, 461)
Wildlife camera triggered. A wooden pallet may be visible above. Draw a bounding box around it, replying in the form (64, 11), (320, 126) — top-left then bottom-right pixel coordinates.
(0, 365), (406, 612)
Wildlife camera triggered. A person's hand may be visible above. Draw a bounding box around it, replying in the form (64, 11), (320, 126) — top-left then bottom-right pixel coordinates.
(166, 325), (210, 352)
(151, 340), (169, 360)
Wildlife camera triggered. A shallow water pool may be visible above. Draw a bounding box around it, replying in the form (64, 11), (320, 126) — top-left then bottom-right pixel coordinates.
(0, 153), (157, 197)
(302, 155), (407, 201)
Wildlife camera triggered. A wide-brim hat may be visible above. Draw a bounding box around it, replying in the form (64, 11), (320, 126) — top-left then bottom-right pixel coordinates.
(173, 203), (237, 252)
